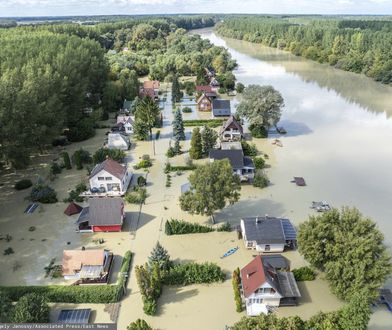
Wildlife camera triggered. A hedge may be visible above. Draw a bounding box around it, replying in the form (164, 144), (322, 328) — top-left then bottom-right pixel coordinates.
(165, 219), (214, 235)
(232, 268), (243, 312)
(0, 251), (132, 303)
(292, 266), (316, 281)
(183, 119), (224, 128)
(162, 262), (226, 286)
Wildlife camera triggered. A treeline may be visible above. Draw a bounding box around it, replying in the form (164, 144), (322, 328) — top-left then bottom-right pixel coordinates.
(0, 16), (219, 169)
(216, 17), (392, 84)
(0, 29), (107, 168)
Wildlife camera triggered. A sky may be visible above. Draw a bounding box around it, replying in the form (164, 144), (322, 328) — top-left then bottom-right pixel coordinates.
(0, 0), (392, 17)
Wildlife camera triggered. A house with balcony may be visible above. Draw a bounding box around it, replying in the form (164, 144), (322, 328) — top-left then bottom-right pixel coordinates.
(219, 115), (244, 142)
(196, 93), (213, 112)
(241, 255), (301, 316)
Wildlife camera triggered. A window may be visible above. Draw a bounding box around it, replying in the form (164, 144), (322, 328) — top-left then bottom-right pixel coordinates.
(247, 242), (253, 248)
(105, 177), (112, 181)
(265, 245), (271, 251)
(98, 177), (104, 181)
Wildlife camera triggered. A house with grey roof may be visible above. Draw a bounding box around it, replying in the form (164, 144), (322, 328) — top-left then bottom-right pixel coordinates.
(241, 255), (301, 316)
(212, 99), (231, 117)
(89, 158), (132, 196)
(76, 197), (125, 233)
(209, 149), (255, 182)
(240, 216), (297, 252)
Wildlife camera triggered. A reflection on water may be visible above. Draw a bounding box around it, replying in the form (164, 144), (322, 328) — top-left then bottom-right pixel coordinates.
(197, 28), (392, 329)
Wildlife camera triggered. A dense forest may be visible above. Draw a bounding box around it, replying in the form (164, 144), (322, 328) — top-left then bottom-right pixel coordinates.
(216, 17), (392, 84)
(0, 15), (235, 169)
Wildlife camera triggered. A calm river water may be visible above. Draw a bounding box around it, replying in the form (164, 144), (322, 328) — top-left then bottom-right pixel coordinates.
(197, 28), (392, 328)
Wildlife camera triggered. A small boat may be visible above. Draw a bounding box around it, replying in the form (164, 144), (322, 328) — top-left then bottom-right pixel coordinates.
(221, 246), (239, 259)
(272, 139), (283, 147)
(311, 201), (331, 212)
(276, 127), (287, 134)
(292, 177), (306, 186)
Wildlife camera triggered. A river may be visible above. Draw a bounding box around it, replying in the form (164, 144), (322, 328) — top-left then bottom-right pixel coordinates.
(197, 28), (392, 328)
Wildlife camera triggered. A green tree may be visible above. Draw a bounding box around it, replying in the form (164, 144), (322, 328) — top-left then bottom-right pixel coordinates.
(133, 120), (150, 141)
(148, 242), (172, 271)
(189, 127), (203, 159)
(93, 148), (126, 164)
(236, 85), (284, 135)
(12, 293), (49, 323)
(201, 125), (218, 156)
(179, 159), (241, 223)
(298, 207), (392, 300)
(171, 75), (182, 103)
(173, 139), (182, 155)
(0, 292), (13, 322)
(339, 290), (371, 330)
(62, 151), (72, 170)
(127, 319), (153, 330)
(135, 96), (161, 140)
(236, 82), (245, 93)
(172, 109), (185, 140)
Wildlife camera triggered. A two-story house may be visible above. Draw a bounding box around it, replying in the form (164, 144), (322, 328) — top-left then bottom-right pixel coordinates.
(116, 115), (134, 134)
(196, 93), (213, 112)
(89, 158), (132, 195)
(219, 115), (244, 142)
(240, 255), (301, 316)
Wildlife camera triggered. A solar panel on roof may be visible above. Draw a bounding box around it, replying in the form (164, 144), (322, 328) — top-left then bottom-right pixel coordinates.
(58, 309), (91, 324)
(281, 219), (297, 240)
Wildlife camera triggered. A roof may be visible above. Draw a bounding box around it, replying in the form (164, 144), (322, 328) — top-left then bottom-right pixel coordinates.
(262, 254), (290, 270)
(87, 197), (124, 226)
(243, 156), (255, 168)
(212, 99), (231, 117)
(76, 207), (90, 225)
(58, 309), (91, 324)
(219, 115), (243, 136)
(221, 141), (242, 150)
(241, 256), (300, 298)
(117, 115), (134, 125)
(196, 85), (213, 93)
(143, 80), (159, 89)
(241, 216), (297, 244)
(209, 149), (244, 169)
(196, 93), (211, 104)
(64, 202), (83, 216)
(62, 249), (105, 276)
(123, 99), (133, 110)
(89, 158), (127, 180)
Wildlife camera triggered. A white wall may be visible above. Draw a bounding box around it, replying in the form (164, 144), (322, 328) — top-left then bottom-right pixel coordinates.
(90, 169), (123, 192)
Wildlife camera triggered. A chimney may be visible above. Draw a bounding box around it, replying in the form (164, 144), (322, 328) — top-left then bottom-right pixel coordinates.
(255, 216), (261, 224)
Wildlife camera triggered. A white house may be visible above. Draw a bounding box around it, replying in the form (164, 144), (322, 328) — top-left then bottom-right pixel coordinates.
(240, 216), (297, 252)
(241, 255), (301, 316)
(108, 133), (129, 150)
(89, 158), (132, 195)
(116, 115), (134, 134)
(219, 116), (244, 142)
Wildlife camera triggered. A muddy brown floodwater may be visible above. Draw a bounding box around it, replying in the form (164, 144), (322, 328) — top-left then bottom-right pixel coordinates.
(196, 28), (392, 329)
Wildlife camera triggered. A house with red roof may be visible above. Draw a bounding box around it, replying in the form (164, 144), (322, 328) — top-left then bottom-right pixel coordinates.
(139, 80), (160, 100)
(89, 158), (132, 195)
(196, 93), (213, 112)
(240, 255), (301, 316)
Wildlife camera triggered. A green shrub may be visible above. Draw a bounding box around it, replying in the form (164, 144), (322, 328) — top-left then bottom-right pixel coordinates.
(165, 174), (171, 188)
(137, 176), (147, 187)
(217, 222), (231, 232)
(183, 119), (224, 128)
(127, 319), (153, 330)
(249, 124), (268, 138)
(14, 179), (32, 190)
(165, 219), (214, 235)
(72, 149), (91, 170)
(93, 148), (125, 164)
(182, 107), (192, 113)
(253, 171), (269, 189)
(125, 187), (148, 204)
(134, 156), (152, 169)
(67, 118), (96, 142)
(12, 293), (49, 323)
(232, 268), (243, 312)
(30, 184), (57, 203)
(50, 162), (62, 175)
(166, 147), (175, 158)
(62, 152), (72, 170)
(163, 262), (225, 286)
(143, 298), (157, 316)
(292, 266), (316, 281)
(165, 164), (196, 172)
(241, 141), (258, 156)
(3, 247), (14, 255)
(253, 156), (265, 169)
(236, 83), (245, 93)
(63, 182), (87, 203)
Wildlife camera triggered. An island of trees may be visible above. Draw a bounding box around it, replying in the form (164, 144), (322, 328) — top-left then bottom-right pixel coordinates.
(216, 16), (392, 84)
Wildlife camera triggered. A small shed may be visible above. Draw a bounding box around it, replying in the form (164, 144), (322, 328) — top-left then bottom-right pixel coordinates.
(64, 202), (83, 216)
